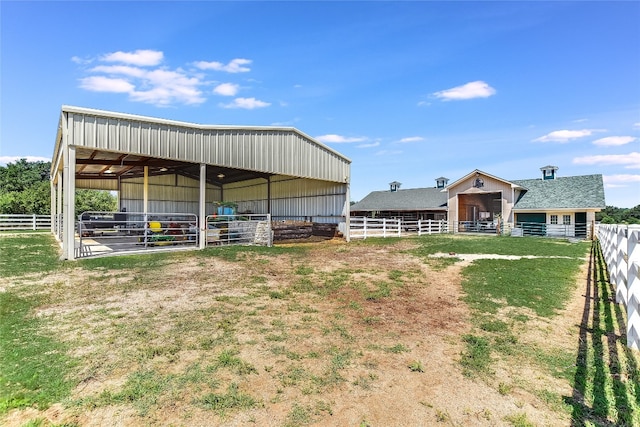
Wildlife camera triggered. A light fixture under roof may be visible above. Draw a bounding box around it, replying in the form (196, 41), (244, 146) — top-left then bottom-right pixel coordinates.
(159, 167), (168, 172)
(217, 173), (225, 179)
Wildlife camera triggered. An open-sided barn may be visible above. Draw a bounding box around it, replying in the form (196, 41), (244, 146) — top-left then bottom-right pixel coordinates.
(51, 106), (351, 259)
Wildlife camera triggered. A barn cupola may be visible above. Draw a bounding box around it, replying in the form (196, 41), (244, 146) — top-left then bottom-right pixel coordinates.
(540, 165), (559, 180)
(435, 177), (449, 189)
(389, 181), (402, 192)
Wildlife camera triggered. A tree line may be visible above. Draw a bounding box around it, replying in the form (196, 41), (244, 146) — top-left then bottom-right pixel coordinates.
(0, 159), (117, 215)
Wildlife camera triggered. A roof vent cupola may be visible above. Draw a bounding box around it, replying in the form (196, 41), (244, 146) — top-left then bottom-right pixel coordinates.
(389, 181), (402, 192)
(436, 177), (449, 189)
(540, 165), (559, 180)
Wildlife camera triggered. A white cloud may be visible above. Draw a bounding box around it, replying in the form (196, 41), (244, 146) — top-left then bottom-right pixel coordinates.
(315, 134), (367, 144)
(194, 58), (252, 73)
(79, 76), (135, 93)
(603, 174), (640, 188)
(357, 142), (380, 148)
(77, 51), (260, 107)
(533, 129), (603, 143)
(0, 156), (51, 166)
(573, 152), (640, 169)
(375, 150), (403, 156)
(397, 136), (424, 143)
(102, 49), (164, 66)
(432, 81), (496, 101)
(593, 136), (637, 147)
(220, 97), (270, 109)
(634, 122), (640, 128)
(90, 65), (147, 78)
(213, 83), (240, 96)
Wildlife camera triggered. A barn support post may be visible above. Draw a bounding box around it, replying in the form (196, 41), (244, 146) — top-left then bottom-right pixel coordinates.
(63, 145), (76, 260)
(199, 163), (206, 250)
(143, 166), (149, 214)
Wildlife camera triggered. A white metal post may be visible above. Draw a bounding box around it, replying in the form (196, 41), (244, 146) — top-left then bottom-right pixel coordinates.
(199, 163), (206, 249)
(63, 145), (76, 260)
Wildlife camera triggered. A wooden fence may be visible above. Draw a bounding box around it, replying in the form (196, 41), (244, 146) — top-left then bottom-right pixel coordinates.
(0, 214), (51, 231)
(598, 224), (640, 350)
(350, 217), (448, 239)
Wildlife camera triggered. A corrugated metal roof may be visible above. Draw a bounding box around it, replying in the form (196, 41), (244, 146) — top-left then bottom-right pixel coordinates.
(351, 187), (448, 212)
(52, 106), (351, 185)
(512, 174), (606, 210)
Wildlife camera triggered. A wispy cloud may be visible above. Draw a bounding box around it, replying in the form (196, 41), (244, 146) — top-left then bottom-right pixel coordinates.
(573, 152), (640, 169)
(634, 122), (640, 129)
(375, 150), (403, 156)
(0, 156), (51, 166)
(603, 174), (640, 188)
(432, 81), (496, 101)
(80, 76), (135, 93)
(193, 58), (252, 73)
(533, 129), (604, 143)
(396, 136), (424, 143)
(315, 134), (367, 144)
(220, 97), (270, 109)
(213, 83), (240, 96)
(357, 141), (380, 148)
(101, 49), (164, 66)
(593, 136), (636, 147)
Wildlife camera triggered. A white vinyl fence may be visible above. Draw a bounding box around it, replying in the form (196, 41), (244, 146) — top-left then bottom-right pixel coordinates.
(350, 217), (448, 239)
(598, 224), (640, 350)
(0, 214), (51, 231)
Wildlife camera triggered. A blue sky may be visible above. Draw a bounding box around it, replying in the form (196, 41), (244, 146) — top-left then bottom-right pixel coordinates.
(1, 1), (639, 207)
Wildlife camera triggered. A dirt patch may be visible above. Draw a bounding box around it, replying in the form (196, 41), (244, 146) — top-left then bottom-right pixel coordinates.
(2, 240), (590, 426)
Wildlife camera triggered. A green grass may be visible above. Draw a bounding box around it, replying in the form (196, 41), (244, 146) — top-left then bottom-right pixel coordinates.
(411, 234), (590, 258)
(0, 233), (60, 277)
(0, 292), (75, 414)
(196, 382), (260, 415)
(461, 257), (584, 317)
(564, 241), (640, 426)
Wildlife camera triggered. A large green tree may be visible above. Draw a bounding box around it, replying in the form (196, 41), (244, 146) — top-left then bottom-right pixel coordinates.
(596, 205), (640, 225)
(0, 159), (117, 215)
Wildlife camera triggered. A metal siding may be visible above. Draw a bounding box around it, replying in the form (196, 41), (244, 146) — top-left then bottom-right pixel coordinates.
(64, 108), (350, 183)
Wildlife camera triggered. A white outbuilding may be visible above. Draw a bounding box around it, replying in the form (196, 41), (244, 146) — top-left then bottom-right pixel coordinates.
(51, 106), (351, 259)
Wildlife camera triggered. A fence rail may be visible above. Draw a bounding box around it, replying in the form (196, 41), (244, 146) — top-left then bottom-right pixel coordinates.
(598, 224), (640, 350)
(350, 217), (448, 239)
(0, 214), (51, 231)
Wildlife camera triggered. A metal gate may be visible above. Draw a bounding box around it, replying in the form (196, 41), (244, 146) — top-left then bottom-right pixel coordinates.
(204, 214), (272, 247)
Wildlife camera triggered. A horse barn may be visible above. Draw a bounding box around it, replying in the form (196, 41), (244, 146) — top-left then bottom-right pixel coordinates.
(50, 106), (351, 259)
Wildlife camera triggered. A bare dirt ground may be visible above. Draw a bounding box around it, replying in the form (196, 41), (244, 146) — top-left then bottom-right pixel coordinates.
(3, 239), (592, 426)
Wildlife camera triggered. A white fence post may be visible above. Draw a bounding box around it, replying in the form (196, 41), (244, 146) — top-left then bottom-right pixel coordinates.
(616, 225), (628, 304)
(627, 226), (640, 350)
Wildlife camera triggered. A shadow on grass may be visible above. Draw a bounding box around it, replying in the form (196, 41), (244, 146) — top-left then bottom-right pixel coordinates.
(567, 241), (638, 426)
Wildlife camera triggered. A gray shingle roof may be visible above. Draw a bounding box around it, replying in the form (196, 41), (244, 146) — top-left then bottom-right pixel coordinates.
(512, 174), (605, 210)
(351, 187), (447, 212)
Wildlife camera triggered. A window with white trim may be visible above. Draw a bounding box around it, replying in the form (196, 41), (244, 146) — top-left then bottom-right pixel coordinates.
(563, 215), (571, 225)
(550, 215), (558, 225)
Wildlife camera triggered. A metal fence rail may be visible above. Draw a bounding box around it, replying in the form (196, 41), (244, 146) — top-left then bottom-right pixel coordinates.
(598, 224), (640, 350)
(0, 214), (51, 231)
(76, 211), (199, 258)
